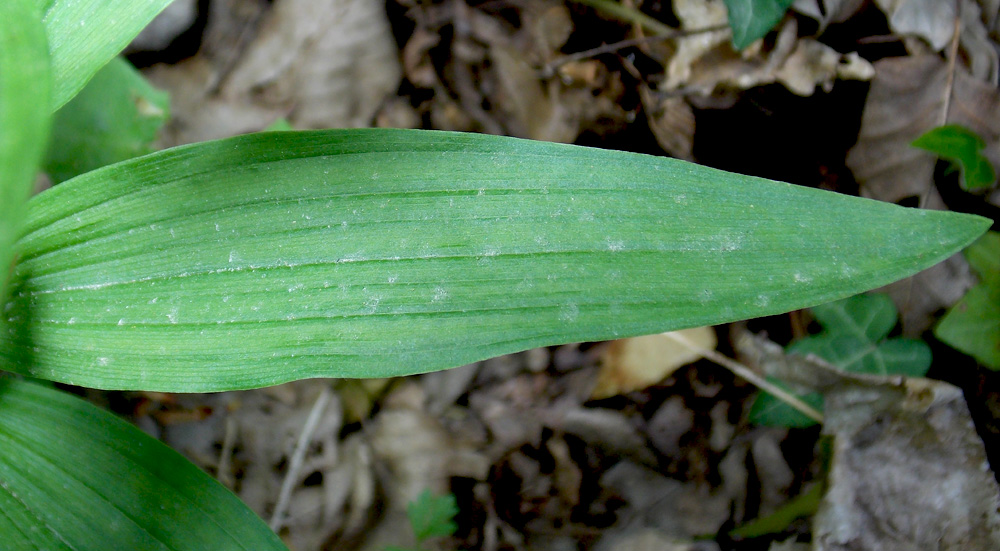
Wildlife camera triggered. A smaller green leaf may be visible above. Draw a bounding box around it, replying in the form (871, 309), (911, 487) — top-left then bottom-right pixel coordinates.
(936, 232), (1000, 369)
(749, 378), (824, 428)
(723, 0), (795, 50)
(44, 56), (169, 184)
(407, 490), (459, 543)
(912, 125), (997, 190)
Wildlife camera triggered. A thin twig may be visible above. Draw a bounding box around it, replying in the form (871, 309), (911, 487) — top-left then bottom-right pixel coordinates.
(569, 0), (675, 35)
(663, 331), (825, 424)
(270, 385), (333, 531)
(541, 25), (729, 77)
(216, 415), (238, 489)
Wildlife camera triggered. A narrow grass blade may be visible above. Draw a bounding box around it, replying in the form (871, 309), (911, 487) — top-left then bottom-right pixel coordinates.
(3, 129), (990, 391)
(0, 378), (287, 551)
(0, 2), (51, 298)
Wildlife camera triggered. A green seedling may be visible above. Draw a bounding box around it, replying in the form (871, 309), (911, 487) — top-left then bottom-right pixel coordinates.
(0, 2), (990, 549)
(386, 490), (460, 551)
(751, 293), (932, 427)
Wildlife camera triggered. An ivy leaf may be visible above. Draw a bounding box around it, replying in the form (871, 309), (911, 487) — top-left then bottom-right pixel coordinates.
(751, 294), (932, 427)
(936, 232), (1000, 369)
(723, 0), (795, 50)
(912, 125), (997, 190)
(407, 490), (459, 543)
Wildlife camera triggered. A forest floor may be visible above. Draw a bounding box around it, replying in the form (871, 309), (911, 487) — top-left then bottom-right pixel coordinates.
(106, 1), (1000, 550)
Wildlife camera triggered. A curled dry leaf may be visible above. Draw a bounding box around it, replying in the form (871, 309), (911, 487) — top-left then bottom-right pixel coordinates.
(665, 4), (873, 97)
(593, 327), (717, 399)
(873, 0), (958, 51)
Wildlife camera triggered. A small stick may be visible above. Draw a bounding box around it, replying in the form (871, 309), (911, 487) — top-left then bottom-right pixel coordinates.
(270, 385), (333, 531)
(217, 415), (238, 489)
(663, 331), (825, 424)
(541, 25), (729, 77)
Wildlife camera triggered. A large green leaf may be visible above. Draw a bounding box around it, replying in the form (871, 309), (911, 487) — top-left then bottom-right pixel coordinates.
(2, 130), (990, 391)
(37, 0), (174, 110)
(0, 377), (287, 550)
(0, 1), (51, 299)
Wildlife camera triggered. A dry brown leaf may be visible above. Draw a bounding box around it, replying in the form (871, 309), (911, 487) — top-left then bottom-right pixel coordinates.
(665, 7), (873, 97)
(593, 327), (717, 399)
(874, 0), (959, 51)
(792, 0), (866, 28)
(147, 0), (401, 145)
(734, 331), (1000, 550)
(816, 378), (1000, 550)
(641, 88), (696, 160)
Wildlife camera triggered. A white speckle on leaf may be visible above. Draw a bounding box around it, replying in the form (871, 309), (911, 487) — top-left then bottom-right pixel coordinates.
(117, 319), (125, 326)
(755, 294), (770, 307)
(559, 303), (579, 323)
(229, 250), (238, 263)
(793, 272), (812, 283)
(166, 308), (179, 324)
(606, 239), (625, 252)
(432, 286), (449, 302)
(97, 357), (109, 366)
(67, 317), (76, 325)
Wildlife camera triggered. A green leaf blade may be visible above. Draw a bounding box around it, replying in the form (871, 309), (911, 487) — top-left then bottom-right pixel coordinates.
(3, 130), (990, 391)
(0, 2), (51, 299)
(0, 378), (287, 551)
(41, 0), (174, 110)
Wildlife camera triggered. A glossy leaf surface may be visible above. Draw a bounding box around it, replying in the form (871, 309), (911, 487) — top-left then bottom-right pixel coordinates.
(2, 129), (990, 391)
(0, 378), (287, 550)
